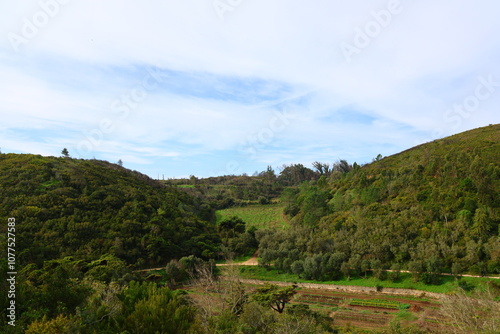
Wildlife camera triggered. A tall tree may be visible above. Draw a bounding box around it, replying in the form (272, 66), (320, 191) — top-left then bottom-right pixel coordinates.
(61, 148), (70, 158)
(251, 284), (297, 313)
(312, 161), (332, 176)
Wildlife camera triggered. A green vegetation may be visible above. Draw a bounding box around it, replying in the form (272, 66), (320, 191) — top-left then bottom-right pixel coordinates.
(251, 284), (298, 313)
(24, 281), (196, 334)
(257, 124), (500, 285)
(238, 265), (498, 294)
(394, 309), (418, 322)
(0, 124), (498, 332)
(349, 299), (410, 310)
(164, 166), (285, 209)
(0, 154), (220, 268)
(216, 203), (289, 229)
(295, 294), (343, 306)
(0, 155), (221, 332)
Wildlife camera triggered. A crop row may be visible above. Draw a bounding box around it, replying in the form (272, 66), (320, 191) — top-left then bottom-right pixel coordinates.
(295, 298), (339, 306)
(295, 294), (344, 306)
(334, 312), (388, 325)
(349, 299), (410, 310)
(298, 294), (344, 302)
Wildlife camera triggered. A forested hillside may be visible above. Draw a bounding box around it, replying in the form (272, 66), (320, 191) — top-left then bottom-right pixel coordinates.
(0, 154), (219, 267)
(260, 124), (500, 280)
(0, 125), (498, 333)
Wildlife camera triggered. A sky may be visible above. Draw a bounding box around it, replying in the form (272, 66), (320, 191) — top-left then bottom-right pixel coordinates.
(1, 0), (499, 179)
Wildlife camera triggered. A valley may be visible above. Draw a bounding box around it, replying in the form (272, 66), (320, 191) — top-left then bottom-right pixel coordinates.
(0, 124), (499, 333)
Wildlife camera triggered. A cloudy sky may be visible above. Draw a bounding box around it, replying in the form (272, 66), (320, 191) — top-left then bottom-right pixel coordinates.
(1, 0), (499, 178)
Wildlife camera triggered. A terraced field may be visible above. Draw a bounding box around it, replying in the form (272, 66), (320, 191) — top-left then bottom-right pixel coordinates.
(215, 203), (289, 229)
(291, 289), (442, 331)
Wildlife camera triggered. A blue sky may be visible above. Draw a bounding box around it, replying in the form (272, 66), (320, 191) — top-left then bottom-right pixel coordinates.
(1, 0), (499, 178)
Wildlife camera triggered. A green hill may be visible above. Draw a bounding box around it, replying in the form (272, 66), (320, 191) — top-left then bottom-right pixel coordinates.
(0, 154), (219, 267)
(261, 124), (500, 280)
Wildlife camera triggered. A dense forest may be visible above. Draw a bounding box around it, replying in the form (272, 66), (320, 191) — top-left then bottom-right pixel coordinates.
(0, 154), (220, 267)
(0, 154), (221, 332)
(0, 124), (499, 333)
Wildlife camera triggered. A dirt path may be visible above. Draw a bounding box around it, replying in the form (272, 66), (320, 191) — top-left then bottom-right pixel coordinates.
(135, 255), (500, 280)
(222, 277), (444, 299)
(385, 269), (500, 279)
(134, 255), (259, 272)
(217, 251), (259, 266)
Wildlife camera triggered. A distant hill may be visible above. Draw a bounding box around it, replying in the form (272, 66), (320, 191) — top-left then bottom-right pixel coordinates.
(265, 124), (500, 279)
(0, 155), (219, 267)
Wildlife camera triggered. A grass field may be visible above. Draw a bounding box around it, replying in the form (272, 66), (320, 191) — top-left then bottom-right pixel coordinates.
(215, 203), (289, 229)
(238, 266), (498, 294)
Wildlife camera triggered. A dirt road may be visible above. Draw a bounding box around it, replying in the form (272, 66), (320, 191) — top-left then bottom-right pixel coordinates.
(216, 255), (258, 266)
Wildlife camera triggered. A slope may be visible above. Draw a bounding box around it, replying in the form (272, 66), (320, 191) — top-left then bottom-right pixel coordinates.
(0, 154), (219, 267)
(263, 124), (500, 280)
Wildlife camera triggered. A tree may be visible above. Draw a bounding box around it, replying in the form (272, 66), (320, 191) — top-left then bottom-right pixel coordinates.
(26, 314), (82, 334)
(122, 283), (196, 334)
(278, 164), (316, 185)
(471, 207), (493, 241)
(440, 288), (500, 333)
(251, 284), (297, 313)
(371, 259), (386, 280)
(164, 260), (187, 286)
(451, 262), (462, 280)
(303, 254), (322, 280)
(312, 161), (331, 176)
(263, 165), (276, 182)
(361, 259), (371, 279)
(340, 261), (351, 280)
(333, 159), (353, 174)
(422, 257), (443, 285)
(218, 216), (246, 239)
(389, 263), (401, 282)
(117, 159), (123, 167)
(240, 302), (276, 333)
(408, 260), (424, 283)
(61, 148), (70, 158)
(291, 260), (304, 278)
(347, 254), (361, 278)
(222, 280), (248, 316)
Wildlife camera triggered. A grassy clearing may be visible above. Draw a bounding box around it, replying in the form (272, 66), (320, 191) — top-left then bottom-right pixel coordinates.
(238, 266), (496, 295)
(215, 253), (254, 264)
(395, 310), (418, 322)
(216, 203), (288, 229)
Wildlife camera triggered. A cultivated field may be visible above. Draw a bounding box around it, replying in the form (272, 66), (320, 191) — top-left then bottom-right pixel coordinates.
(215, 203), (289, 229)
(184, 280), (448, 332)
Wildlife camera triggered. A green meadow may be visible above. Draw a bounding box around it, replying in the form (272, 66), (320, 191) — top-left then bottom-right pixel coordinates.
(216, 203), (289, 229)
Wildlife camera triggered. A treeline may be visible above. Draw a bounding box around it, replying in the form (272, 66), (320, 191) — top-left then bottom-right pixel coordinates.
(258, 125), (500, 280)
(167, 161), (357, 209)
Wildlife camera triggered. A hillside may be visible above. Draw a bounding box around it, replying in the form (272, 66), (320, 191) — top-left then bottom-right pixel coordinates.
(0, 126), (498, 333)
(261, 124), (500, 280)
(0, 154), (219, 267)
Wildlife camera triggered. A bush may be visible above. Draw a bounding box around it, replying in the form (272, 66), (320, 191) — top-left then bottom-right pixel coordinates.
(258, 196), (270, 205)
(458, 279), (475, 292)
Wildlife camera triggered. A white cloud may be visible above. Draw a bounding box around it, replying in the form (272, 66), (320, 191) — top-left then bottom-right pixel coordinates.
(1, 0), (499, 177)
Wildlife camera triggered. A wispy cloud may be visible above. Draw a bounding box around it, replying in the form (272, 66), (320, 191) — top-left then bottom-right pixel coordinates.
(1, 0), (499, 177)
